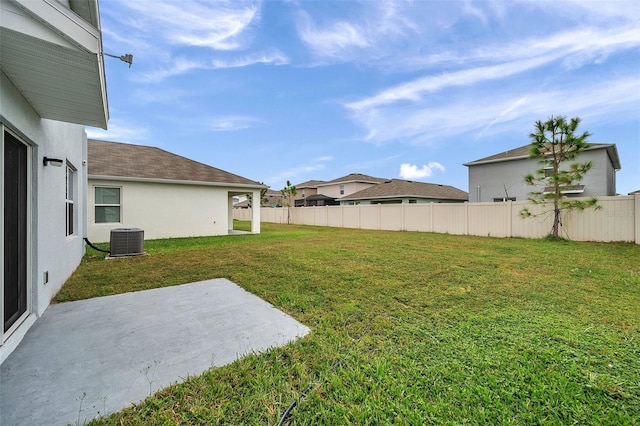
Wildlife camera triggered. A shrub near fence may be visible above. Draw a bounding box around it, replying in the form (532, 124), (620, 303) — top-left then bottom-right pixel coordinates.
(234, 195), (640, 243)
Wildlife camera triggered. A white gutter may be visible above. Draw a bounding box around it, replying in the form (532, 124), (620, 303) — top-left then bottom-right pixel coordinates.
(88, 174), (267, 190)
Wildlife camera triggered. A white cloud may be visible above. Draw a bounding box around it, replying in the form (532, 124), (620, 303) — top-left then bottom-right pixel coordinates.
(315, 156), (335, 162)
(86, 120), (149, 143)
(346, 25), (640, 112)
(298, 14), (369, 58)
(206, 116), (260, 132)
(211, 51), (289, 68)
(135, 51), (289, 83)
(137, 58), (207, 83)
(346, 55), (557, 112)
(399, 163), (445, 179)
(295, 2), (420, 61)
(347, 76), (640, 146)
(117, 0), (260, 50)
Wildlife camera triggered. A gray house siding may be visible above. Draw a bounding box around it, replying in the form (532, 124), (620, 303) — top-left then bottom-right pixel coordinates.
(468, 149), (618, 203)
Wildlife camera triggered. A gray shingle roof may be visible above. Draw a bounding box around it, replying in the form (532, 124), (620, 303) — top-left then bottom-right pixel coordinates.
(317, 173), (388, 186)
(340, 179), (468, 201)
(88, 139), (264, 187)
(294, 180), (325, 188)
(464, 143), (621, 169)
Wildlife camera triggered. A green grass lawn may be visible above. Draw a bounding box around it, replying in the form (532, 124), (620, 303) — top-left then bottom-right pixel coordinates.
(58, 222), (640, 425)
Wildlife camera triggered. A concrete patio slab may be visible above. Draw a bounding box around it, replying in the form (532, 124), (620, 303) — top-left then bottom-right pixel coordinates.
(0, 279), (309, 425)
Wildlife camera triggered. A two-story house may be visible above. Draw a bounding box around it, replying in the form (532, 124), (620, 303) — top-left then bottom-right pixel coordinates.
(464, 144), (621, 203)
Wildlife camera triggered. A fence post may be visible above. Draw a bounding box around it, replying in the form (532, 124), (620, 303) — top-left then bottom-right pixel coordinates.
(635, 193), (640, 245)
(464, 202), (469, 236)
(507, 200), (512, 238)
(430, 202), (434, 232)
(402, 203), (406, 231)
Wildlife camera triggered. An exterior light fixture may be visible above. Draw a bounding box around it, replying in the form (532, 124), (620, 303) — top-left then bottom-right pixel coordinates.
(104, 52), (134, 68)
(43, 157), (64, 167)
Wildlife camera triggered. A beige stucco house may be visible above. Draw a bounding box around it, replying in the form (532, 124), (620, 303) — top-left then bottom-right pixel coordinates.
(316, 173), (388, 198)
(464, 143), (621, 202)
(87, 139), (265, 242)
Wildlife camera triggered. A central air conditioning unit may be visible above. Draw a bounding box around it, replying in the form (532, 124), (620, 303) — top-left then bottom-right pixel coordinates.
(110, 228), (145, 257)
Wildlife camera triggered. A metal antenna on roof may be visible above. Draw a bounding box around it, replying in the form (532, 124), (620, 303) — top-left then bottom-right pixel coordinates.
(104, 52), (133, 68)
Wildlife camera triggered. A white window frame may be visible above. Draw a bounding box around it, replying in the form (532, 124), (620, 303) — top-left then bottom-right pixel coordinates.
(339, 184), (344, 195)
(65, 163), (77, 237)
(94, 186), (122, 224)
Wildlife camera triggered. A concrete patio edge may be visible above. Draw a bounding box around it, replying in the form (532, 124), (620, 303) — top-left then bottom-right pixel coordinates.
(0, 278), (310, 425)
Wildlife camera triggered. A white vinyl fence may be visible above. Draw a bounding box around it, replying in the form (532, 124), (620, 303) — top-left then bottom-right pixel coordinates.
(235, 195), (640, 243)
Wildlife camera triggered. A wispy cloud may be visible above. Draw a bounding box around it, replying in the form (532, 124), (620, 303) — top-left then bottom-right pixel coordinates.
(298, 15), (369, 58)
(117, 0), (260, 50)
(86, 120), (150, 143)
(295, 2), (419, 61)
(135, 51), (289, 82)
(205, 116), (260, 132)
(347, 76), (639, 146)
(212, 51), (289, 69)
(137, 57), (207, 83)
(346, 55), (558, 112)
(399, 162), (445, 179)
(347, 25), (640, 112)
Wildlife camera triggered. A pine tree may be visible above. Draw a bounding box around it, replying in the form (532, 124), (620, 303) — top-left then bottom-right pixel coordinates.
(520, 116), (599, 238)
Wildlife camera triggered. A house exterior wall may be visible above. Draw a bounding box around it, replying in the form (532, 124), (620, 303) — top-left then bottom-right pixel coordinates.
(467, 149), (617, 202)
(87, 179), (237, 242)
(1, 71), (87, 363)
(318, 182), (378, 198)
(294, 187), (318, 201)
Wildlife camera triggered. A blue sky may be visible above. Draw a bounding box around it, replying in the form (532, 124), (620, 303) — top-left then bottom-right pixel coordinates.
(89, 0), (640, 195)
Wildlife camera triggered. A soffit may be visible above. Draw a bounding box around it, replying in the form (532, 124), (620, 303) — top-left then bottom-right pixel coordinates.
(0, 0), (108, 129)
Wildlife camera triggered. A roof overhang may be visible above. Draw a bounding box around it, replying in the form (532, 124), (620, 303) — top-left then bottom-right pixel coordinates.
(464, 144), (622, 169)
(340, 195), (466, 202)
(88, 174), (267, 190)
(0, 0), (108, 129)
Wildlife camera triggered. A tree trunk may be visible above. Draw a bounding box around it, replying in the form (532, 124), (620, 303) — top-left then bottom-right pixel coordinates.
(552, 198), (560, 237)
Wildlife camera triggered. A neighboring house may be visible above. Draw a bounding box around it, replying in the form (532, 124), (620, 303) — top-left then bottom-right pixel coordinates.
(299, 194), (339, 207)
(235, 189), (282, 208)
(1, 0), (109, 363)
(315, 173), (388, 199)
(464, 144), (621, 202)
(340, 179), (468, 205)
(88, 140), (265, 242)
(293, 179), (325, 206)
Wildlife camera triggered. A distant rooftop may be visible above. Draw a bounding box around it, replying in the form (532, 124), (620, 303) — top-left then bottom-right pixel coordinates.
(294, 180), (326, 188)
(464, 143), (621, 170)
(317, 173), (388, 186)
(340, 179), (468, 201)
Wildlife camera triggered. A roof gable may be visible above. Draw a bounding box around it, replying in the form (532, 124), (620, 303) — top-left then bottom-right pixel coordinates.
(88, 139), (264, 187)
(317, 173), (388, 186)
(340, 179), (468, 201)
(294, 179), (325, 188)
(464, 143), (621, 169)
